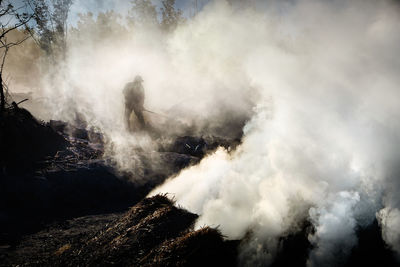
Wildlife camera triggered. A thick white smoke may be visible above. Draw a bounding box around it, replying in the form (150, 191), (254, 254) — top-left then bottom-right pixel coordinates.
(146, 0), (400, 266)
(33, 0), (400, 265)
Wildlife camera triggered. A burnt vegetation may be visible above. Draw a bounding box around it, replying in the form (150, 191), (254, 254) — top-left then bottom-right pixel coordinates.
(1, 195), (238, 266)
(0, 1), (399, 267)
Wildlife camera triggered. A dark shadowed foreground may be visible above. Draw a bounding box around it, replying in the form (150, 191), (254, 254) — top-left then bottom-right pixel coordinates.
(0, 106), (242, 266)
(2, 195), (238, 267)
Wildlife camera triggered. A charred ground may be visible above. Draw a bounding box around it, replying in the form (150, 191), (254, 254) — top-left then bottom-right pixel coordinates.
(0, 105), (242, 266)
(2, 195), (238, 267)
(0, 106), (398, 267)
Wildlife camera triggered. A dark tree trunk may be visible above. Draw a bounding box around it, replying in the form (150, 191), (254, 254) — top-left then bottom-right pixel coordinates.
(0, 74), (4, 113)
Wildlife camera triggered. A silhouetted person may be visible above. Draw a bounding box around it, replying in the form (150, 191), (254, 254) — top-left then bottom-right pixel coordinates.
(123, 75), (146, 131)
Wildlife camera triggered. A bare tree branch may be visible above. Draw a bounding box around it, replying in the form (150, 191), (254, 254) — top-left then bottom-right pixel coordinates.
(0, 0), (33, 113)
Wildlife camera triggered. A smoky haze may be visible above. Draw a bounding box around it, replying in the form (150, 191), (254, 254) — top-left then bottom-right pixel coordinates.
(9, 0), (400, 266)
(33, 1), (256, 175)
(148, 0), (400, 266)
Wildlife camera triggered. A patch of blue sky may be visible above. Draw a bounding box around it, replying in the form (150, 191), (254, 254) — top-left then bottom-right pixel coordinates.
(68, 0), (211, 26)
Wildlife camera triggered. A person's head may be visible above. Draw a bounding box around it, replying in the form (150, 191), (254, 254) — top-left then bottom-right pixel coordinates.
(134, 75), (143, 83)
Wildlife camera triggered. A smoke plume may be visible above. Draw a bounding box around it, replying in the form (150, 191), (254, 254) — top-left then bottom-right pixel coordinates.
(19, 0), (400, 265)
(147, 0), (400, 266)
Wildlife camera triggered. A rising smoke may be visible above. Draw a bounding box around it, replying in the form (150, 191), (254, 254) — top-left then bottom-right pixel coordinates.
(24, 0), (400, 265)
(147, 0), (400, 266)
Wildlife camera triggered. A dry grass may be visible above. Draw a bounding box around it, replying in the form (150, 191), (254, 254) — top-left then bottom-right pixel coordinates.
(37, 195), (238, 266)
(54, 244), (71, 256)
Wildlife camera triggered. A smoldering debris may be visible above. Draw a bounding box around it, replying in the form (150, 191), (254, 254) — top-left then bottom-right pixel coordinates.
(163, 135), (241, 158)
(2, 195), (238, 267)
(55, 195), (198, 266)
(0, 104), (241, 255)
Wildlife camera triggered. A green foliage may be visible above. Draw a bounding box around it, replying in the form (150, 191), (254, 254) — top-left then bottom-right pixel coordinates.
(128, 0), (158, 28)
(30, 0), (73, 59)
(70, 11), (128, 45)
(161, 0), (185, 32)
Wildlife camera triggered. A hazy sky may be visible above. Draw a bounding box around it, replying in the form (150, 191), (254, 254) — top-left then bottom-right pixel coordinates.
(8, 0), (210, 26)
(69, 0), (210, 25)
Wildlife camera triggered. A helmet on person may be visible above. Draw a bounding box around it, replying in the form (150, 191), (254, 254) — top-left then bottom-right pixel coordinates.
(134, 75), (144, 83)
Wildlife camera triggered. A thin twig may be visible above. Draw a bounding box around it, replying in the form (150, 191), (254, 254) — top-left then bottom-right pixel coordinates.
(16, 98), (29, 105)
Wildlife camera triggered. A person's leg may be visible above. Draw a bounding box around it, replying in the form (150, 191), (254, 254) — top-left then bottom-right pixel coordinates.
(125, 107), (132, 131)
(133, 107), (146, 129)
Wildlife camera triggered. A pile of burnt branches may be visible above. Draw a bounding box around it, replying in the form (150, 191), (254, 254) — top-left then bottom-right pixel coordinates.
(41, 195), (238, 267)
